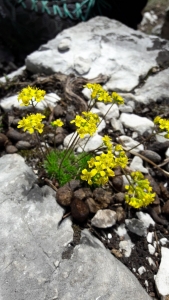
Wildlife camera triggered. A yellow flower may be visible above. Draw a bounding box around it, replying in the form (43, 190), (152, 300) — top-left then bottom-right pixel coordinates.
(125, 171), (155, 209)
(112, 92), (124, 105)
(18, 86), (46, 106)
(81, 169), (97, 185)
(51, 119), (64, 127)
(17, 113), (46, 134)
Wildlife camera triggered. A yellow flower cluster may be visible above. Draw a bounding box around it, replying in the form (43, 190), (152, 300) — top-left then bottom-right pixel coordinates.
(81, 151), (115, 185)
(70, 111), (100, 138)
(154, 116), (169, 138)
(81, 135), (128, 186)
(84, 83), (124, 105)
(17, 113), (46, 134)
(18, 86), (46, 106)
(51, 119), (64, 127)
(125, 171), (155, 209)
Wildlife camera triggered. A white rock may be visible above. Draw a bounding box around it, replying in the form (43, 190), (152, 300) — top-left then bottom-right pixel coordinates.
(132, 132), (138, 139)
(82, 87), (92, 100)
(148, 244), (155, 255)
(120, 113), (154, 134)
(125, 219), (147, 236)
(130, 156), (148, 174)
(96, 102), (119, 120)
(165, 148), (169, 158)
(63, 132), (79, 148)
(58, 38), (71, 51)
(77, 134), (103, 153)
(136, 212), (155, 228)
(122, 174), (131, 189)
(155, 247), (169, 297)
(146, 257), (156, 268)
(119, 104), (133, 113)
(96, 119), (106, 133)
(110, 118), (124, 134)
(107, 233), (112, 239)
(114, 224), (128, 238)
(119, 240), (134, 257)
(160, 238), (168, 246)
(138, 266), (146, 275)
(0, 66), (25, 83)
(134, 69), (169, 105)
(91, 209), (117, 228)
(147, 232), (154, 244)
(0, 92), (60, 112)
(116, 136), (144, 152)
(156, 133), (169, 143)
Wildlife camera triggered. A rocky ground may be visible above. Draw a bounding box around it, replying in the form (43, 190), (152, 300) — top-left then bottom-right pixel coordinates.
(0, 1), (169, 299)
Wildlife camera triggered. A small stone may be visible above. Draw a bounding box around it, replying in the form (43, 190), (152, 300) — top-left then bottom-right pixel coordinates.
(146, 257), (156, 269)
(6, 127), (26, 142)
(57, 184), (73, 206)
(155, 247), (169, 298)
(91, 209), (117, 228)
(68, 179), (81, 191)
(149, 141), (169, 155)
(71, 198), (89, 223)
(96, 103), (119, 120)
(116, 207), (126, 223)
(120, 113), (154, 134)
(85, 197), (99, 213)
(93, 188), (113, 207)
(113, 192), (125, 203)
(0, 133), (8, 148)
(130, 156), (148, 174)
(162, 200), (169, 215)
(136, 212), (155, 228)
(148, 244), (155, 255)
(117, 135), (144, 152)
(119, 240), (134, 257)
(125, 219), (147, 236)
(53, 104), (64, 117)
(5, 144), (18, 154)
(73, 189), (86, 201)
(54, 134), (65, 146)
(147, 232), (154, 244)
(140, 150), (161, 164)
(160, 238), (168, 246)
(152, 204), (161, 215)
(112, 175), (123, 191)
(111, 248), (123, 258)
(138, 266), (146, 275)
(15, 141), (33, 150)
(58, 38), (71, 51)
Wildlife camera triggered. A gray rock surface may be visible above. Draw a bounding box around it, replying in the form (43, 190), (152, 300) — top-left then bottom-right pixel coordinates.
(25, 16), (169, 92)
(0, 154), (151, 300)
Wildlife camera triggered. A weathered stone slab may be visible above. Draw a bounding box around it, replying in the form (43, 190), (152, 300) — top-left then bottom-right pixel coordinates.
(26, 16), (169, 92)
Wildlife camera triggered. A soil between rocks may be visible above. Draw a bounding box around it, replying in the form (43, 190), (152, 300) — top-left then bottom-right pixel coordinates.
(0, 69), (169, 300)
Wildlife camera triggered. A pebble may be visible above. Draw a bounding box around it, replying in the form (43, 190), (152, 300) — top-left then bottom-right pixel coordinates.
(148, 244), (155, 255)
(57, 184), (73, 206)
(155, 247), (169, 298)
(138, 266), (146, 275)
(130, 156), (148, 174)
(119, 104), (133, 113)
(136, 212), (155, 228)
(125, 218), (147, 236)
(160, 238), (168, 246)
(147, 232), (154, 244)
(96, 102), (119, 120)
(120, 113), (154, 134)
(91, 209), (117, 228)
(119, 240), (134, 257)
(116, 135), (144, 152)
(110, 118), (124, 134)
(77, 134), (103, 153)
(15, 141), (33, 150)
(146, 257), (156, 269)
(140, 150), (161, 164)
(71, 198), (89, 223)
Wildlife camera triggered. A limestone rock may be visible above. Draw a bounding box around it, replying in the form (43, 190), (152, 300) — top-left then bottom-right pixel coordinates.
(91, 209), (117, 228)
